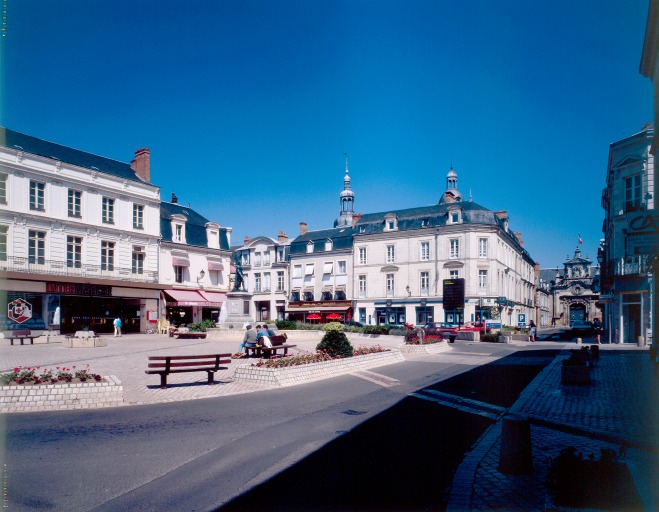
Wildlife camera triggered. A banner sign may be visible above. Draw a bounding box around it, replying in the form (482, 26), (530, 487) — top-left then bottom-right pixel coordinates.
(46, 283), (113, 296)
(443, 279), (465, 310)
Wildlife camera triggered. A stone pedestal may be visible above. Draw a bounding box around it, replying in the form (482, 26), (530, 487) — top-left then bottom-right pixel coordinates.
(499, 414), (533, 475)
(221, 291), (253, 329)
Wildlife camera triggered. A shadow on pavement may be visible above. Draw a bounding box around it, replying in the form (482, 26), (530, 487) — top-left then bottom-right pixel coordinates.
(218, 350), (559, 512)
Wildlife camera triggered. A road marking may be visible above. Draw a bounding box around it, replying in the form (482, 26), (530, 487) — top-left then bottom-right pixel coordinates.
(351, 370), (400, 387)
(410, 389), (506, 420)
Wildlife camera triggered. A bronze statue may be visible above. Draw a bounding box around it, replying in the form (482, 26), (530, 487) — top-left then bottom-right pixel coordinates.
(232, 252), (245, 291)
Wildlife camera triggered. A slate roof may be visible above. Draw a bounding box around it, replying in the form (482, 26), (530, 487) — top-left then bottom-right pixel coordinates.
(160, 201), (230, 250)
(354, 201), (498, 233)
(289, 226), (354, 254)
(0, 127), (143, 183)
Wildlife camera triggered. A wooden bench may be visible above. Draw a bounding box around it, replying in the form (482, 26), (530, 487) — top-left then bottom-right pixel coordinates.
(146, 353), (231, 389)
(8, 329), (35, 345)
(245, 334), (297, 359)
(170, 328), (207, 339)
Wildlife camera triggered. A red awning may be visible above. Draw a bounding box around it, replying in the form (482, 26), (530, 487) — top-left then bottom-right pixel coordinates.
(327, 313), (342, 320)
(172, 256), (190, 267)
(207, 261), (224, 271)
(198, 290), (226, 305)
(306, 313), (321, 320)
(164, 289), (205, 306)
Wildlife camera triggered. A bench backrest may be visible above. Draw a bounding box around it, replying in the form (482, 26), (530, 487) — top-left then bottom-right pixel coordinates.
(269, 335), (287, 347)
(12, 329), (31, 336)
(148, 353), (231, 371)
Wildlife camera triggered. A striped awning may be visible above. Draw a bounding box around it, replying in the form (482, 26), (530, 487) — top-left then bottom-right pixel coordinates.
(172, 256), (190, 267)
(207, 260), (224, 271)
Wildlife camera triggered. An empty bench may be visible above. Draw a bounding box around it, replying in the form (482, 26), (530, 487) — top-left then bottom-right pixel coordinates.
(246, 334), (297, 359)
(146, 353), (231, 389)
(8, 329), (35, 345)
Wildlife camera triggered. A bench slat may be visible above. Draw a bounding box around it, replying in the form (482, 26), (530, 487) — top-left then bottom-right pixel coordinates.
(148, 360), (230, 369)
(148, 354), (231, 361)
(146, 367), (228, 375)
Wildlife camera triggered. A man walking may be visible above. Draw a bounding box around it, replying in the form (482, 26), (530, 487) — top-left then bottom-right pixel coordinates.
(113, 317), (122, 337)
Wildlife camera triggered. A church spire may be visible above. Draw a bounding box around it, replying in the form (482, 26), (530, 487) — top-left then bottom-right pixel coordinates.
(334, 153), (355, 227)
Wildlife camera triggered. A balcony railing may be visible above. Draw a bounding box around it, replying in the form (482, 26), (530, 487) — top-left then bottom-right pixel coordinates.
(0, 256), (159, 283)
(614, 255), (654, 276)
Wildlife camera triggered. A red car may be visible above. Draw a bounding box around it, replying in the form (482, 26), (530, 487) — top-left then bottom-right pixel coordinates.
(458, 322), (490, 334)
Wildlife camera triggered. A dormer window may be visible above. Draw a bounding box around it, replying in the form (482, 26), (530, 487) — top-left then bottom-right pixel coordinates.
(384, 213), (398, 231)
(170, 214), (187, 244)
(325, 239), (333, 251)
(205, 222), (220, 249)
(421, 218), (429, 227)
(307, 241), (314, 253)
(447, 207), (462, 224)
(359, 225), (366, 234)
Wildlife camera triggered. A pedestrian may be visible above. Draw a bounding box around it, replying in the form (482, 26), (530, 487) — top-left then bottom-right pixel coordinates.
(113, 317), (122, 337)
(528, 320), (536, 342)
(593, 318), (603, 344)
(233, 324), (257, 358)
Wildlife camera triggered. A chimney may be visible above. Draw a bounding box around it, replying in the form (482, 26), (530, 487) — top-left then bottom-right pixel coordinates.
(534, 263), (540, 277)
(278, 231), (288, 243)
(352, 213), (363, 226)
(514, 231), (524, 247)
(171, 192), (178, 204)
(244, 236), (251, 246)
(299, 222), (307, 235)
(494, 210), (508, 219)
(131, 148), (150, 183)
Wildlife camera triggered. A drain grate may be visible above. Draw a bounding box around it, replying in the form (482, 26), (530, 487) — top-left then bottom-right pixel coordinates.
(342, 409), (367, 416)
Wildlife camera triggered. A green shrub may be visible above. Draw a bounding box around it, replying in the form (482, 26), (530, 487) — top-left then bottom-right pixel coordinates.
(316, 330), (353, 358)
(387, 327), (408, 336)
(363, 325), (391, 335)
(481, 333), (499, 343)
(275, 320), (297, 330)
(189, 319), (216, 332)
(322, 322), (344, 332)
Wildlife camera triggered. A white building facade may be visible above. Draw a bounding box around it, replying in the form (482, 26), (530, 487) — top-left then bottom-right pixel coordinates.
(0, 127), (161, 334)
(159, 195), (232, 326)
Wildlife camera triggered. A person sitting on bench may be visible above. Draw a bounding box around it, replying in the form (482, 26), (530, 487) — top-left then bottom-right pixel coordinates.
(233, 324), (257, 358)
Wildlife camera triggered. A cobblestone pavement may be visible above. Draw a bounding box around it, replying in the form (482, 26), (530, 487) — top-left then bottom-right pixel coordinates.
(446, 344), (658, 511)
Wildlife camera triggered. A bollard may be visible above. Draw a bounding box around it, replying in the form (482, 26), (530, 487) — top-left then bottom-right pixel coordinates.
(637, 336), (645, 347)
(576, 337), (582, 345)
(590, 344), (599, 360)
(499, 414), (533, 475)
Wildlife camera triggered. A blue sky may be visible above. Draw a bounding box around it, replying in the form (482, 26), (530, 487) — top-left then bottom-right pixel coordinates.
(1, 0), (652, 268)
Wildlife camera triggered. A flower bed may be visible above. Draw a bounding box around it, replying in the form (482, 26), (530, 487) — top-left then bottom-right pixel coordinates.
(234, 348), (405, 387)
(0, 364), (123, 413)
(253, 345), (388, 368)
(399, 340), (452, 354)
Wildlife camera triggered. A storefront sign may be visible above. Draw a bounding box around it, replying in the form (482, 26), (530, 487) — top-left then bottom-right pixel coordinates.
(46, 283), (113, 296)
(8, 298), (32, 324)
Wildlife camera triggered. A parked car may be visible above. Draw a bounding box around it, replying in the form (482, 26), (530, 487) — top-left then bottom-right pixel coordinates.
(423, 322), (459, 335)
(459, 322), (490, 334)
(343, 321), (364, 328)
(571, 320), (594, 336)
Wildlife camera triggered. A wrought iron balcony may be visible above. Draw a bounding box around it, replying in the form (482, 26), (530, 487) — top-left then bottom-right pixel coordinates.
(614, 255), (654, 276)
(0, 256), (159, 283)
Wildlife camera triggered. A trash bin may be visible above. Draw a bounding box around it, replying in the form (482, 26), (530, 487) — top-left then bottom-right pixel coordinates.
(447, 334), (456, 344)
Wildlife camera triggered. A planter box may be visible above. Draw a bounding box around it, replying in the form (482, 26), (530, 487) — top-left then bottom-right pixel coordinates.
(234, 350), (405, 387)
(63, 336), (107, 348)
(561, 364), (591, 385)
(399, 341), (452, 354)
(0, 376), (123, 413)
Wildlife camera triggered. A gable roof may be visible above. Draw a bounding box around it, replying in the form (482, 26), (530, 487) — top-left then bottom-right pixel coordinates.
(160, 201), (230, 250)
(0, 127), (143, 183)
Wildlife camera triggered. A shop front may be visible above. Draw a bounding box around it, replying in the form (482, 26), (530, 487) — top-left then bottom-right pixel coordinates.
(164, 289), (226, 327)
(285, 300), (352, 324)
(2, 281), (160, 334)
